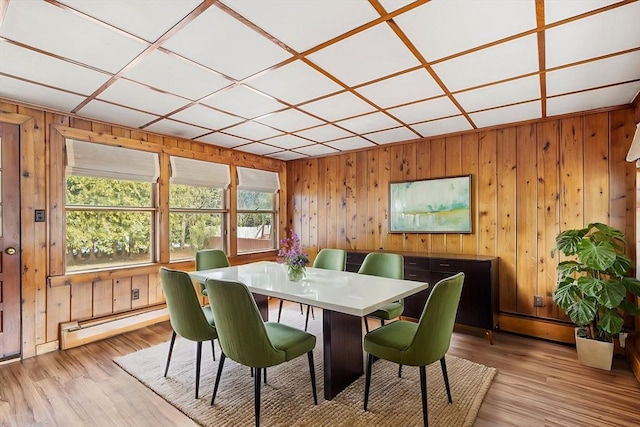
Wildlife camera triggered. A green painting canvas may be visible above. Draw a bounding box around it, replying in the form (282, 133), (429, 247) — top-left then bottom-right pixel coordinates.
(390, 175), (471, 233)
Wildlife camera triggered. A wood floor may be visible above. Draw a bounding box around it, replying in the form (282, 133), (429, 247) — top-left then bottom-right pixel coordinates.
(1, 303), (639, 426)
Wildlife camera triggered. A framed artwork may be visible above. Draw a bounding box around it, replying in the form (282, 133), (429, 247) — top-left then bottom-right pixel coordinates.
(389, 175), (471, 233)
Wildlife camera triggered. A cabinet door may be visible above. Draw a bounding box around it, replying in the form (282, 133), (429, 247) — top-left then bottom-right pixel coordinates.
(403, 257), (432, 318)
(345, 252), (366, 273)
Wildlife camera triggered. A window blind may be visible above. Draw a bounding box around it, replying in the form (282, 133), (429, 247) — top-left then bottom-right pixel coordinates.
(170, 156), (231, 188)
(236, 166), (280, 193)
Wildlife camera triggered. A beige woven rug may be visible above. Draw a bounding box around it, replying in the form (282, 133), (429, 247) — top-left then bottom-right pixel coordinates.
(115, 306), (496, 426)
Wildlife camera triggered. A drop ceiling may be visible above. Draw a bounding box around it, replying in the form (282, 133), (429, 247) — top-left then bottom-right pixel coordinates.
(1, 0), (639, 161)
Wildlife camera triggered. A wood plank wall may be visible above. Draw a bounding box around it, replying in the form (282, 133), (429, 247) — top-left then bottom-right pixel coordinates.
(0, 100), (284, 358)
(286, 108), (638, 337)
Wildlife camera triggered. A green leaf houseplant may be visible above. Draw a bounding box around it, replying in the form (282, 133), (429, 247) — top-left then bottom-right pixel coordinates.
(552, 223), (640, 369)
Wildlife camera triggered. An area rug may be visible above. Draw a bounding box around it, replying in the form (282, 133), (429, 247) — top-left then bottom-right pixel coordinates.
(114, 306), (496, 426)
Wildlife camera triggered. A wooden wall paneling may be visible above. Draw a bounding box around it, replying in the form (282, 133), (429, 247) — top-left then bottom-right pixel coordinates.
(345, 153), (357, 250)
(157, 152), (171, 263)
(307, 159), (319, 252)
(355, 151), (368, 250)
(536, 120), (560, 319)
(444, 135), (463, 253)
(113, 277), (132, 313)
(46, 284), (70, 342)
(131, 275), (149, 310)
(71, 282), (93, 320)
(377, 147), (391, 250)
(163, 136), (179, 149)
(461, 133), (479, 255)
(477, 130), (497, 257)
(388, 145), (405, 252)
(415, 140), (431, 253)
(496, 127), (517, 313)
(289, 161), (301, 234)
(583, 113), (610, 225)
(429, 139), (447, 253)
(91, 122), (112, 135)
(93, 279), (114, 317)
(366, 150), (379, 250)
(48, 126), (66, 276)
(316, 157), (328, 250)
(402, 143), (418, 252)
(326, 155), (338, 249)
(515, 124), (538, 315)
(300, 160), (311, 250)
(559, 116), (585, 231)
(335, 154), (348, 249)
(147, 272), (164, 305)
(111, 126), (131, 139)
(0, 101), (19, 113)
(278, 163), (287, 250)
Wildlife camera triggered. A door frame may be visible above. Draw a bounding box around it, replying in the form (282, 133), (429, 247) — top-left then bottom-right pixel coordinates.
(0, 111), (37, 359)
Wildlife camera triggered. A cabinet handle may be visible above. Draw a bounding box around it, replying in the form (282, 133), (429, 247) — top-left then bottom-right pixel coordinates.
(439, 263), (450, 267)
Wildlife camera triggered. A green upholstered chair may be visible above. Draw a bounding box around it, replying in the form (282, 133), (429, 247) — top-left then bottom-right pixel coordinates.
(363, 272), (465, 427)
(195, 249), (230, 296)
(277, 248), (347, 331)
(205, 278), (318, 427)
(357, 252), (405, 332)
(159, 267), (219, 399)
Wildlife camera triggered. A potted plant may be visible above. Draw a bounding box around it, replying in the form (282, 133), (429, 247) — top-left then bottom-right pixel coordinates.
(552, 223), (640, 370)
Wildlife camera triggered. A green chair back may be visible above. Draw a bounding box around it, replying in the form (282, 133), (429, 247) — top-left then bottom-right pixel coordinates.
(358, 252), (404, 279)
(405, 272), (465, 365)
(313, 248), (346, 271)
(195, 249), (230, 295)
(159, 267), (217, 342)
(205, 279), (285, 368)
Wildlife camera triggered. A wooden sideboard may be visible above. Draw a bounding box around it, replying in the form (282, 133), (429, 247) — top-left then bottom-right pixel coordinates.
(345, 250), (499, 343)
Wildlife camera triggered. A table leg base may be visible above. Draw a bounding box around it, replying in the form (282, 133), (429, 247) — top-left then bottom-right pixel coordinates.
(323, 310), (363, 400)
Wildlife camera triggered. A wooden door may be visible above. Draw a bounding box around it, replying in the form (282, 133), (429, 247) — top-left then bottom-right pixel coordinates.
(0, 123), (21, 359)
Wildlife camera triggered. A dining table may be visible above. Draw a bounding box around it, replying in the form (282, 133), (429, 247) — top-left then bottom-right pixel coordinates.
(189, 260), (429, 400)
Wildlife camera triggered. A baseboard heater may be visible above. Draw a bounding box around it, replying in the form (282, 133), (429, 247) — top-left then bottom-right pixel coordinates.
(60, 307), (169, 350)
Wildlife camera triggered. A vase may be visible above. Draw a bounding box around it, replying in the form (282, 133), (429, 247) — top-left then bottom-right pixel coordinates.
(288, 266), (306, 282)
(575, 328), (614, 370)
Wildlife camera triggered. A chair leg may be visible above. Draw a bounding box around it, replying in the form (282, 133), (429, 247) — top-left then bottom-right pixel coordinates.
(211, 339), (216, 362)
(307, 351), (318, 405)
(299, 303), (304, 315)
(211, 352), (226, 405)
(304, 305), (311, 332)
(163, 330), (177, 377)
(277, 299), (284, 323)
(419, 365), (429, 427)
(398, 364), (403, 378)
(263, 368), (267, 384)
(364, 317), (370, 333)
(381, 319), (385, 327)
(310, 305), (315, 320)
(254, 367), (262, 427)
(440, 356), (452, 404)
(195, 341), (203, 399)
(364, 353), (374, 410)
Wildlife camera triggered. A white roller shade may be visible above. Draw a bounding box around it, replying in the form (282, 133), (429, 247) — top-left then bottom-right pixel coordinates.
(237, 166), (280, 193)
(170, 157), (230, 188)
(66, 139), (159, 182)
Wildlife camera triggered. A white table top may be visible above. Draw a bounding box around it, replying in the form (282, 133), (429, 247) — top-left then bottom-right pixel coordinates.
(189, 261), (429, 317)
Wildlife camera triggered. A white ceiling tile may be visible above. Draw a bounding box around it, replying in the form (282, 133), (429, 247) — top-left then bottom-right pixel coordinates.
(356, 69), (443, 108)
(169, 104), (243, 130)
(0, 0), (147, 73)
(336, 112), (402, 134)
(394, 0), (536, 61)
(224, 120), (283, 140)
(125, 50), (232, 100)
(196, 132), (252, 148)
(547, 51), (640, 96)
(0, 75), (85, 112)
(162, 6), (292, 80)
(98, 79), (190, 115)
(202, 85), (286, 119)
(247, 60), (343, 105)
(144, 119), (210, 139)
(294, 144), (340, 156)
(454, 75), (541, 112)
(0, 40), (112, 95)
(547, 82), (640, 116)
(545, 0), (620, 24)
(308, 22), (420, 86)
(469, 101), (541, 128)
(388, 96), (461, 124)
(546, 2), (640, 68)
(433, 35), (539, 92)
(294, 125), (354, 142)
(379, 0), (415, 13)
(325, 136), (375, 151)
(222, 0), (378, 52)
(365, 127), (418, 145)
(269, 151), (308, 161)
(234, 142), (280, 156)
(409, 116), (472, 138)
(255, 109), (324, 132)
(78, 100), (158, 128)
(262, 134), (311, 149)
(299, 92), (375, 122)
(58, 0), (202, 42)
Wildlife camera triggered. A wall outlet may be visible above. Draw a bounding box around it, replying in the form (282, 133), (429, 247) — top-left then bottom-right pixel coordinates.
(533, 295), (544, 307)
(620, 332), (628, 348)
(132, 288), (140, 300)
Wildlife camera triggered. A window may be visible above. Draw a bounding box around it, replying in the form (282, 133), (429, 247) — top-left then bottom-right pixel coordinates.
(236, 167), (279, 253)
(169, 157), (230, 260)
(65, 139), (159, 272)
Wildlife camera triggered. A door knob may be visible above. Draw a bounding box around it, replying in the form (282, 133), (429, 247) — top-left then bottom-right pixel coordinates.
(5, 247), (16, 255)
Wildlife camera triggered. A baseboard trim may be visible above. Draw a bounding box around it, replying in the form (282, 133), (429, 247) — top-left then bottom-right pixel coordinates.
(627, 336), (640, 383)
(498, 313), (575, 344)
(60, 308), (169, 350)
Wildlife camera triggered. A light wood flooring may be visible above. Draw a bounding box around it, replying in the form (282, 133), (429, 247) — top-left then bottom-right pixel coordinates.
(1, 302), (639, 426)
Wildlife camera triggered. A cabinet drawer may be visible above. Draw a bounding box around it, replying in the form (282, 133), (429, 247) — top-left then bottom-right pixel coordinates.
(429, 258), (471, 273)
(404, 257), (430, 272)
